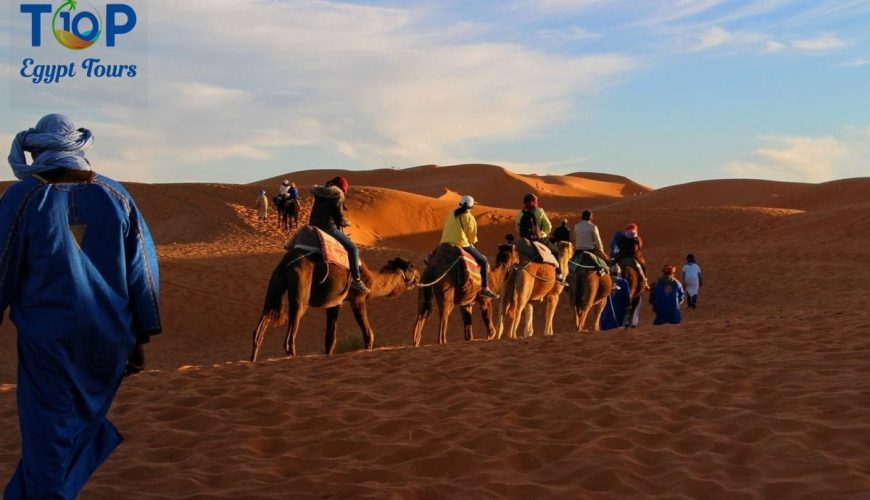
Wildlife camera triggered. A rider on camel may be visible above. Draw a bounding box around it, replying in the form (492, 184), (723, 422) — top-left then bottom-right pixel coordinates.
(441, 195), (499, 299)
(309, 176), (369, 294)
(516, 193), (566, 285)
(616, 223), (649, 289)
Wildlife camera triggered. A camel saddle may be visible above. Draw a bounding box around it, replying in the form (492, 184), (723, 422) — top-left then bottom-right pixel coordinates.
(514, 238), (558, 267)
(570, 250), (608, 275)
(424, 243), (482, 305)
(285, 226), (351, 270)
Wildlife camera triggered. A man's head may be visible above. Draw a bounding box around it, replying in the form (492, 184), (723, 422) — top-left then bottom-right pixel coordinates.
(523, 193), (538, 209)
(662, 264), (676, 276)
(560, 218), (568, 227)
(686, 253), (695, 262)
(581, 210), (592, 221)
(610, 264), (622, 276)
(282, 180), (289, 186)
(460, 195), (475, 208)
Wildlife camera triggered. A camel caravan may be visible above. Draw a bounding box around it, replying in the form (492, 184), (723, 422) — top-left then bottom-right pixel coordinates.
(249, 178), (658, 361)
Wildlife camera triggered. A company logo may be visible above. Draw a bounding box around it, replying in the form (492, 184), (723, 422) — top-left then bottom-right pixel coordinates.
(20, 1), (136, 49)
(52, 1), (102, 50)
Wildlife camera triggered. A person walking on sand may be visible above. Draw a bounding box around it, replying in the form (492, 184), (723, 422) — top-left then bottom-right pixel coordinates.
(682, 253), (703, 309)
(309, 176), (369, 294)
(650, 264), (684, 325)
(256, 189), (269, 224)
(600, 265), (631, 331)
(1, 114), (161, 499)
(441, 195), (499, 299)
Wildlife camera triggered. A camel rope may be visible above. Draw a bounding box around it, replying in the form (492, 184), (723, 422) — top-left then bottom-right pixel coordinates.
(417, 257), (461, 288)
(285, 250), (316, 268)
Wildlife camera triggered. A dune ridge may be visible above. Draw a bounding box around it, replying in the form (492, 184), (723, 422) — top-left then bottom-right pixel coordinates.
(1, 168), (869, 498)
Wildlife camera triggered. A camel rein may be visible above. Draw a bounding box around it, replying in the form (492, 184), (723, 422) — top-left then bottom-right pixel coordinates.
(416, 257), (461, 288)
(514, 261), (559, 285)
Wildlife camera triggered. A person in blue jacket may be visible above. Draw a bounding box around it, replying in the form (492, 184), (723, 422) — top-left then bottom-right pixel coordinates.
(649, 264), (684, 325)
(1, 114), (161, 499)
(600, 264), (630, 331)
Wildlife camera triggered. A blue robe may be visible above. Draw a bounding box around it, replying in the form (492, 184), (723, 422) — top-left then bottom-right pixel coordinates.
(1, 174), (161, 499)
(650, 276), (684, 325)
(600, 277), (630, 330)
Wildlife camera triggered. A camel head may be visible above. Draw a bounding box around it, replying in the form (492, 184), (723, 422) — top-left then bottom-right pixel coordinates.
(382, 258), (420, 289)
(496, 243), (520, 268)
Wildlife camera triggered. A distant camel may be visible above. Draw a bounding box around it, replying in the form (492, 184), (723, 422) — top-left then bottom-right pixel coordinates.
(571, 252), (613, 331)
(412, 244), (516, 347)
(496, 241), (573, 339)
(250, 253), (419, 361)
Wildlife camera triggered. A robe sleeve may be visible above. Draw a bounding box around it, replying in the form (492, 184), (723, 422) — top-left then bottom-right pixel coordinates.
(0, 182), (36, 325)
(124, 198), (161, 343)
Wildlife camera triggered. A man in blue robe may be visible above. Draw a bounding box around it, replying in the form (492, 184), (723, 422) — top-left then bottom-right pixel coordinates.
(1, 114), (161, 499)
(650, 264), (684, 326)
(600, 265), (630, 331)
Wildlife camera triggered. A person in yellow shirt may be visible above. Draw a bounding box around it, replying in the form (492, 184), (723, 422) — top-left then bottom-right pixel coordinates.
(440, 195), (499, 299)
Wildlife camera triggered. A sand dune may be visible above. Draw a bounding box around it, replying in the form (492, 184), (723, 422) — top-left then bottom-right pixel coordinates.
(256, 163), (651, 210)
(1, 168), (869, 498)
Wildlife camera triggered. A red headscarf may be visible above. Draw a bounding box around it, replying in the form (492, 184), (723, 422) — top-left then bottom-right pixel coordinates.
(662, 264), (676, 275)
(327, 176), (349, 193)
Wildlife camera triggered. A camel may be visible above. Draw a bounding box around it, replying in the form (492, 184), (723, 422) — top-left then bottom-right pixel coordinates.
(250, 252), (419, 361)
(412, 244), (516, 347)
(571, 251), (614, 331)
(496, 241), (573, 339)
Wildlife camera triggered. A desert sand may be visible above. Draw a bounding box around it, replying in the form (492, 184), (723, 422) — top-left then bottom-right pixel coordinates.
(1, 164), (869, 498)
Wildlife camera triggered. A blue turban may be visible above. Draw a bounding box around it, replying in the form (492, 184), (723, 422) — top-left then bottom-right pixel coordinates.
(8, 114), (94, 180)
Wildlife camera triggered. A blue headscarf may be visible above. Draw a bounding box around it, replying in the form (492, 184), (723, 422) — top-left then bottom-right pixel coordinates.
(8, 114), (94, 180)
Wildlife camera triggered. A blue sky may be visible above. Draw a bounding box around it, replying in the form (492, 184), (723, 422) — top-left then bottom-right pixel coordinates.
(2, 0), (868, 187)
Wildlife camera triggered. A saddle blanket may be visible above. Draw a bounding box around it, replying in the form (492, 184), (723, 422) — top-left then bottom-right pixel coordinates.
(286, 226), (350, 270)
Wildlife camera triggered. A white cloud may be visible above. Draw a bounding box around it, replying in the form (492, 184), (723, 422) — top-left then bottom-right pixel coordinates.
(727, 128), (869, 182)
(539, 26), (602, 42)
(688, 26), (767, 51)
(0, 0), (635, 182)
(537, 0), (607, 10)
(842, 58), (870, 66)
(764, 40), (785, 52)
(791, 34), (845, 51)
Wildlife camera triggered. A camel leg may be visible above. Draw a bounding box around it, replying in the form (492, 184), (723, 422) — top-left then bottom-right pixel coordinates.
(413, 287), (433, 347)
(437, 290), (454, 345)
(544, 295), (559, 337)
(624, 296), (640, 329)
(283, 302), (307, 357)
(351, 297), (375, 350)
(324, 306), (341, 355)
(478, 299), (497, 340)
(522, 303), (534, 338)
(460, 305), (474, 341)
(283, 274), (309, 357)
(590, 300), (606, 332)
(250, 315), (269, 362)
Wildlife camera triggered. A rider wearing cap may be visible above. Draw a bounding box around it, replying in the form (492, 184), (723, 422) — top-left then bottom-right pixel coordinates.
(440, 195), (499, 299)
(309, 176), (369, 294)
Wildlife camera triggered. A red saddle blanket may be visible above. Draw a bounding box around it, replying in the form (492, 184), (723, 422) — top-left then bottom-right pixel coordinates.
(286, 226), (350, 270)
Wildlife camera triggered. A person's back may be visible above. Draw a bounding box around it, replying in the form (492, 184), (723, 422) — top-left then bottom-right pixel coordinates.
(309, 183), (346, 232)
(682, 254), (702, 309)
(617, 232), (641, 259)
(551, 220), (570, 243)
(1, 114), (161, 499)
(601, 275), (630, 331)
(650, 265), (684, 325)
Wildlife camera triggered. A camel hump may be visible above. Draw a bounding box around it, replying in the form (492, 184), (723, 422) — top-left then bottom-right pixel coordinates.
(289, 226), (350, 270)
(514, 238), (557, 267)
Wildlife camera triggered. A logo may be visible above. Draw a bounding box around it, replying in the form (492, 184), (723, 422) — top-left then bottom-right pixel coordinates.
(20, 2), (137, 49)
(52, 1), (102, 49)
